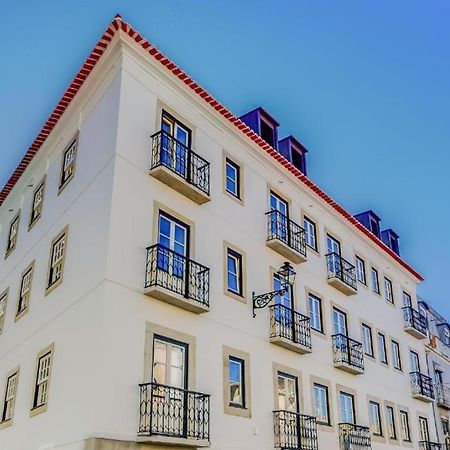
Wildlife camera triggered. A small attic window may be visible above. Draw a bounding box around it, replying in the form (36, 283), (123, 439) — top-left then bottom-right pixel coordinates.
(390, 235), (399, 254)
(291, 146), (306, 174)
(260, 118), (275, 147)
(369, 217), (380, 238)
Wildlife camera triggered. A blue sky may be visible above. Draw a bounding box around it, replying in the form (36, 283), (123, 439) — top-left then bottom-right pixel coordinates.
(1, 1), (449, 315)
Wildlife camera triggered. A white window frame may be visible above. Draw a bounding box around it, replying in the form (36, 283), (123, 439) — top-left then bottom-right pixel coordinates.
(362, 324), (374, 357)
(31, 344), (54, 415)
(308, 294), (323, 333)
(355, 256), (366, 284)
(386, 405), (397, 439)
(313, 383), (330, 424)
(384, 277), (394, 303)
(369, 401), (382, 436)
(5, 212), (20, 256)
(59, 137), (78, 189)
(391, 340), (402, 370)
(399, 410), (411, 441)
(226, 249), (242, 296)
(371, 268), (380, 294)
(29, 179), (45, 227)
(1, 370), (18, 423)
(229, 356), (245, 408)
(46, 227), (68, 293)
(225, 158), (240, 199)
(378, 332), (388, 364)
(303, 217), (317, 250)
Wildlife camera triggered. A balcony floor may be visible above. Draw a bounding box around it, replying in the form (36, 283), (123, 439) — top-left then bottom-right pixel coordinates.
(266, 238), (307, 264)
(150, 165), (210, 204)
(404, 325), (427, 340)
(412, 392), (434, 403)
(144, 284), (209, 314)
(137, 434), (210, 447)
(270, 335), (312, 354)
(327, 277), (357, 296)
(334, 361), (364, 375)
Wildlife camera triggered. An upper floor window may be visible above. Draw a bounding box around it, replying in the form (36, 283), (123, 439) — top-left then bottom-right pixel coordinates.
(46, 228), (68, 293)
(385, 405), (397, 439)
(277, 371), (298, 412)
(0, 289), (8, 333)
(29, 179), (45, 228)
(369, 401), (383, 436)
(355, 256), (366, 284)
(303, 217), (317, 251)
(419, 416), (430, 442)
(5, 212), (20, 257)
(377, 332), (388, 364)
(384, 277), (394, 303)
(1, 370), (18, 423)
(225, 158), (241, 199)
(391, 340), (402, 370)
(371, 268), (380, 294)
(17, 263), (34, 318)
(339, 391), (355, 424)
(31, 345), (54, 414)
(226, 248), (243, 296)
(308, 293), (323, 333)
(399, 410), (411, 442)
(229, 356), (245, 408)
(402, 291), (412, 307)
(361, 323), (374, 357)
(313, 383), (330, 425)
(59, 137), (78, 191)
(409, 350), (420, 373)
(152, 336), (187, 388)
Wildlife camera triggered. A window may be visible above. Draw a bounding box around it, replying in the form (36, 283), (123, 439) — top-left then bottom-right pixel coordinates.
(225, 158), (240, 199)
(399, 410), (411, 441)
(371, 268), (380, 294)
(442, 417), (449, 436)
(152, 336), (186, 388)
(402, 291), (412, 307)
(1, 371), (18, 423)
(5, 212), (20, 257)
(29, 179), (45, 228)
(333, 307), (347, 336)
(355, 256), (366, 284)
(385, 405), (396, 439)
(409, 350), (420, 373)
(361, 324), (374, 357)
(369, 401), (382, 436)
(260, 117), (275, 147)
(419, 416), (430, 442)
(59, 137), (78, 190)
(377, 332), (388, 364)
(17, 264), (34, 318)
(46, 228), (68, 292)
(227, 248), (243, 296)
(31, 345), (54, 414)
(313, 383), (330, 425)
(391, 341), (402, 370)
(303, 217), (317, 250)
(339, 391), (355, 424)
(0, 289), (8, 333)
(308, 294), (323, 333)
(229, 356), (245, 408)
(384, 277), (394, 303)
(277, 372), (298, 412)
(444, 328), (450, 346)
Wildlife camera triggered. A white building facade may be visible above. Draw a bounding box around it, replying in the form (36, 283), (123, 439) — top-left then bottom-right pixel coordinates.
(0, 15), (446, 450)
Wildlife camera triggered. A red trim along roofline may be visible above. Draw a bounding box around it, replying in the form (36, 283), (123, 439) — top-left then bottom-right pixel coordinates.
(0, 14), (424, 282)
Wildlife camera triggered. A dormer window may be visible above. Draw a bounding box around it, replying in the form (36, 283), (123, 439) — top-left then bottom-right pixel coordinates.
(369, 217), (380, 237)
(381, 229), (400, 256)
(354, 210), (381, 239)
(260, 117), (275, 147)
(278, 136), (308, 175)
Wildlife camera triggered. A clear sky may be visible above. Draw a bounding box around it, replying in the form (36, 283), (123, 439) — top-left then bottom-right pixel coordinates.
(1, 1), (449, 316)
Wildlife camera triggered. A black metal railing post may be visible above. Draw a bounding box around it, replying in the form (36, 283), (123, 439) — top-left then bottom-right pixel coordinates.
(269, 304), (312, 350)
(150, 130), (210, 195)
(266, 210), (307, 257)
(326, 252), (357, 290)
(332, 334), (364, 372)
(145, 244), (210, 307)
(138, 382), (210, 441)
(410, 372), (434, 399)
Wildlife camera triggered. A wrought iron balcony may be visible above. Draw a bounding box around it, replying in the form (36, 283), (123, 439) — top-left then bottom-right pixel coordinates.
(410, 372), (434, 402)
(138, 382), (210, 446)
(269, 304), (312, 354)
(445, 436), (450, 450)
(339, 423), (372, 450)
(436, 383), (450, 409)
(150, 130), (210, 204)
(266, 210), (307, 264)
(419, 442), (443, 450)
(144, 244), (210, 314)
(332, 334), (365, 375)
(326, 253), (357, 295)
(273, 410), (318, 450)
(403, 306), (428, 339)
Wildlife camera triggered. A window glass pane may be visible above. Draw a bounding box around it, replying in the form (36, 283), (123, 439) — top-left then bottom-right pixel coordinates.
(309, 294), (322, 332)
(229, 357), (244, 407)
(304, 217), (317, 249)
(226, 160), (239, 197)
(378, 333), (387, 363)
(314, 384), (329, 423)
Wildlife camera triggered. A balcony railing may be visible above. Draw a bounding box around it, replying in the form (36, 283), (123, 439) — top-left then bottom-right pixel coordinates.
(138, 382), (210, 442)
(269, 304), (312, 351)
(339, 423), (371, 450)
(419, 442), (443, 450)
(444, 436), (450, 450)
(150, 130), (210, 196)
(145, 244), (210, 308)
(266, 210), (307, 259)
(332, 334), (365, 373)
(436, 383), (450, 409)
(403, 306), (428, 338)
(273, 410), (318, 450)
(326, 252), (357, 293)
(410, 372), (434, 400)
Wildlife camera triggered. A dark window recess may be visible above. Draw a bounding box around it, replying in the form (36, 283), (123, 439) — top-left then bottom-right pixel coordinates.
(353, 210), (381, 239)
(260, 119), (275, 147)
(381, 229), (400, 256)
(278, 136), (308, 175)
(239, 107), (279, 150)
